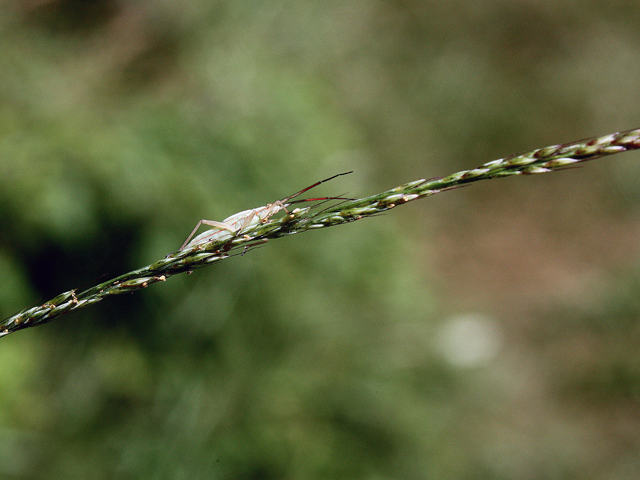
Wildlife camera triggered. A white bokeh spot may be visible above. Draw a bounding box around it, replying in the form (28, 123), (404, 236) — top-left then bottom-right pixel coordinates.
(436, 314), (503, 367)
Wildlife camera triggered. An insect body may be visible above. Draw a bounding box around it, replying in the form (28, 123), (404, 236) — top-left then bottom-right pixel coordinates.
(179, 172), (352, 251)
(179, 201), (288, 250)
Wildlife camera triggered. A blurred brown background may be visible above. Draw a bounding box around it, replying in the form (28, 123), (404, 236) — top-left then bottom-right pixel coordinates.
(1, 1), (640, 479)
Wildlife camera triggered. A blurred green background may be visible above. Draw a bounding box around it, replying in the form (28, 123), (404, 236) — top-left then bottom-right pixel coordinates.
(2, 1), (640, 478)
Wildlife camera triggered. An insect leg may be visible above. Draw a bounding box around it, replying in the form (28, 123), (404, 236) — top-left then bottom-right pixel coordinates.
(179, 219), (237, 251)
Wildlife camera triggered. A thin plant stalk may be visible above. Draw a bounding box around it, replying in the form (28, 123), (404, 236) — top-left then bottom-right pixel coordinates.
(3, 127), (640, 338)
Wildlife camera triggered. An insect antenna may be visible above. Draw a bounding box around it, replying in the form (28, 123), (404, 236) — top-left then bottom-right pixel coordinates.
(288, 194), (354, 207)
(281, 171), (353, 202)
(311, 196), (353, 214)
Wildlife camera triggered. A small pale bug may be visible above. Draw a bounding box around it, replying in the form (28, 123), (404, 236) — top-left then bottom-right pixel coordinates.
(179, 172), (352, 251)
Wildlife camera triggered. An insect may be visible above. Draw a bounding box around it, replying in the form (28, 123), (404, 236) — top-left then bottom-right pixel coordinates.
(179, 172), (353, 251)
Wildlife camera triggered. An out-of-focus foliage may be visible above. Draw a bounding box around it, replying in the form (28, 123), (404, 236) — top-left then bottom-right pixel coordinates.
(1, 1), (640, 479)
